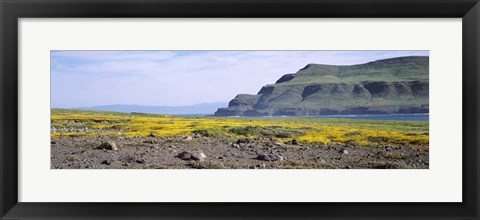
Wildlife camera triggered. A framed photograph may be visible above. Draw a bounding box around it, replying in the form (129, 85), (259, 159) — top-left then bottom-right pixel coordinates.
(1, 0), (479, 219)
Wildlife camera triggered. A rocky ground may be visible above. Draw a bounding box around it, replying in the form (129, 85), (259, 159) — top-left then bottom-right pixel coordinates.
(51, 135), (429, 169)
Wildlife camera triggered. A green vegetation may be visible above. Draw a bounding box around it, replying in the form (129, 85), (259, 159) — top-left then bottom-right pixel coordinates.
(51, 108), (429, 149)
(215, 56), (429, 116)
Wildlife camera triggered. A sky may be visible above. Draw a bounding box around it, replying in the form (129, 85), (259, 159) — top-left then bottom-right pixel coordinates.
(51, 50), (429, 108)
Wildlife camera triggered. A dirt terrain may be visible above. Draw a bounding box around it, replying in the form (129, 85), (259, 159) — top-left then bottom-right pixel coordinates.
(51, 135), (429, 169)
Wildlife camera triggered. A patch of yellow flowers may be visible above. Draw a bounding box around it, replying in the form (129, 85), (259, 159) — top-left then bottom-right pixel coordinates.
(51, 112), (429, 149)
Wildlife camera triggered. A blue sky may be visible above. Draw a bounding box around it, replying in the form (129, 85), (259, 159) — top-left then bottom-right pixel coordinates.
(51, 50), (429, 108)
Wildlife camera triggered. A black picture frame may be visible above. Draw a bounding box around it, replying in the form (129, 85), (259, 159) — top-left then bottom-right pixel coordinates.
(1, 0), (479, 219)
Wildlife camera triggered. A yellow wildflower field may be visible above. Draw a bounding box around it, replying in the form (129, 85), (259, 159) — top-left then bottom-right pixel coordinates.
(51, 109), (429, 149)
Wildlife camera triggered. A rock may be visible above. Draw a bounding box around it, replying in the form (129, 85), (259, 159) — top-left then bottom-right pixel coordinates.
(136, 159), (146, 164)
(256, 153), (284, 161)
(148, 133), (156, 137)
(167, 145), (176, 152)
(291, 139), (299, 145)
(100, 160), (110, 165)
(97, 141), (118, 151)
(51, 141), (56, 144)
(176, 151), (193, 160)
(123, 155), (136, 163)
(143, 140), (155, 144)
(340, 149), (349, 155)
(274, 142), (287, 147)
(217, 156), (224, 159)
(214, 57), (429, 117)
(273, 154), (284, 161)
(231, 143), (240, 149)
(236, 137), (253, 144)
(176, 150), (206, 161)
(191, 149), (207, 161)
(185, 135), (193, 141)
(384, 145), (394, 151)
(247, 144), (256, 149)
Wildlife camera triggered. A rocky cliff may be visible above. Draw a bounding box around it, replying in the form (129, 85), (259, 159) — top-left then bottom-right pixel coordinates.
(214, 56), (429, 116)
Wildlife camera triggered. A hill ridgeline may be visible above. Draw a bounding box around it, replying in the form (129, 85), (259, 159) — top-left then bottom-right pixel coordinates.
(214, 56), (429, 116)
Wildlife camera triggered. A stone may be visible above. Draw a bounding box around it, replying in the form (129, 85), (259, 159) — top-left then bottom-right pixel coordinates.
(97, 141), (118, 151)
(191, 149), (207, 161)
(256, 153), (284, 161)
(291, 139), (299, 145)
(143, 140), (155, 144)
(214, 57), (429, 117)
(236, 137), (253, 144)
(185, 135), (193, 141)
(176, 151), (193, 160)
(340, 149), (349, 155)
(256, 154), (269, 161)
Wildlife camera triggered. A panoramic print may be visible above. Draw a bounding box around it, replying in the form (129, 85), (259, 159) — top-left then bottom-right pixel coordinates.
(51, 51), (429, 169)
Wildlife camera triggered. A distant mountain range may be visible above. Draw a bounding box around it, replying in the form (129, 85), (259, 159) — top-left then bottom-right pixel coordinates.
(76, 102), (228, 115)
(215, 56), (429, 116)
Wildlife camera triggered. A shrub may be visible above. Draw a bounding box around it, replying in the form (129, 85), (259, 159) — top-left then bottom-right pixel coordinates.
(192, 128), (227, 137)
(368, 136), (389, 143)
(229, 126), (262, 136)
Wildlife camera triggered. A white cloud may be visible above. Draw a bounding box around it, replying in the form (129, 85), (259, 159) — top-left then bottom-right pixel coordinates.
(51, 50), (429, 108)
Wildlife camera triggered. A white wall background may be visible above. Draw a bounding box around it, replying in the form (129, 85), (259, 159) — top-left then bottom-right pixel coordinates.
(18, 18), (462, 202)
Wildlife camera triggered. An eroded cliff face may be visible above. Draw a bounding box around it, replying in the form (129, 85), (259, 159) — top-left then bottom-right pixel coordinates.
(215, 56), (429, 116)
(214, 94), (261, 116)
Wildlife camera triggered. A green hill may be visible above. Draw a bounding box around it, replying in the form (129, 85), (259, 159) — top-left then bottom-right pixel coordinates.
(215, 56), (429, 116)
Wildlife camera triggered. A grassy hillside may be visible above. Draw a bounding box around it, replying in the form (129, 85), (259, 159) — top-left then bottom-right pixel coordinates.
(216, 56), (429, 116)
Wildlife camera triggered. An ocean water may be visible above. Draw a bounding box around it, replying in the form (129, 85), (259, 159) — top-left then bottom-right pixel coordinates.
(186, 113), (429, 121)
(297, 113), (429, 121)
